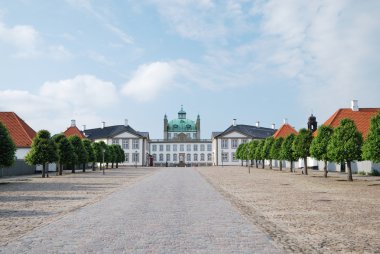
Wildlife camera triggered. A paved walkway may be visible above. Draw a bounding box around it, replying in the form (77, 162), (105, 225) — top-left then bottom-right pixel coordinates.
(0, 168), (281, 253)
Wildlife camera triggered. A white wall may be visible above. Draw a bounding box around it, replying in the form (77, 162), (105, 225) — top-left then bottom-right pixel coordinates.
(15, 148), (30, 159)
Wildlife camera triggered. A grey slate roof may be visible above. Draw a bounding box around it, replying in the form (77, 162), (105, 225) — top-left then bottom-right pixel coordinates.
(214, 124), (277, 139)
(84, 125), (148, 140)
(211, 132), (222, 138)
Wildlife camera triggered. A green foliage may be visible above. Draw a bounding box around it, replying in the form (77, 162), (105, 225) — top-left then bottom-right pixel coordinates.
(68, 136), (88, 164)
(369, 169), (380, 176)
(91, 142), (103, 163)
(270, 137), (283, 160)
(327, 119), (363, 163)
(255, 140), (265, 161)
(310, 125), (334, 162)
(0, 122), (16, 168)
(83, 139), (95, 163)
(248, 140), (259, 161)
(261, 137), (274, 160)
(25, 130), (58, 166)
(235, 143), (243, 160)
(292, 128), (313, 160)
(358, 171), (366, 176)
(99, 141), (111, 163)
(53, 134), (76, 167)
(117, 145), (125, 163)
(362, 112), (380, 163)
(280, 133), (297, 162)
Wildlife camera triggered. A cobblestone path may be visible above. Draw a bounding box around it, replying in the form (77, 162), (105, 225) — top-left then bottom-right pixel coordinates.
(1, 168), (282, 253)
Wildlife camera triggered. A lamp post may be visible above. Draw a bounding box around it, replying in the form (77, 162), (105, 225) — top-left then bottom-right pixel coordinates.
(135, 151), (138, 168)
(102, 148), (105, 175)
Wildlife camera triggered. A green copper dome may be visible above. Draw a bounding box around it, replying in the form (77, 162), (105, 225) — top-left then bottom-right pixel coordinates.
(167, 119), (196, 132)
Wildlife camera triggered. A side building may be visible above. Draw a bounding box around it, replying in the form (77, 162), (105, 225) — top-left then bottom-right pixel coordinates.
(84, 120), (149, 167)
(150, 107), (212, 166)
(212, 120), (277, 166)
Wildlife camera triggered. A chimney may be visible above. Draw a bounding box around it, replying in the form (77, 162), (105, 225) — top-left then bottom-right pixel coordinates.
(256, 121), (260, 127)
(101, 121), (105, 129)
(283, 118), (288, 124)
(125, 119), (128, 126)
(271, 123), (275, 129)
(351, 100), (359, 111)
(82, 125), (86, 131)
(232, 119), (236, 126)
(71, 119), (76, 127)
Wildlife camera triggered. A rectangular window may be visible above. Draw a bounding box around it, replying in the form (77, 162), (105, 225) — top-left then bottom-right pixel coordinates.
(159, 154), (164, 162)
(232, 152), (238, 162)
(153, 154), (157, 161)
(231, 139), (238, 149)
(200, 153), (205, 161)
(241, 139), (248, 144)
(159, 145), (164, 151)
(166, 144), (170, 151)
(222, 152), (228, 162)
(166, 154), (170, 162)
(187, 154), (191, 161)
(207, 144), (212, 151)
(132, 139), (139, 149)
(200, 144), (205, 151)
(112, 139), (119, 145)
(180, 144), (184, 151)
(152, 144), (157, 152)
(132, 152), (139, 162)
(221, 139), (228, 149)
(207, 153), (212, 161)
(125, 153), (129, 162)
(173, 154), (178, 161)
(187, 144), (191, 151)
(122, 139), (129, 149)
(193, 144), (198, 151)
(173, 144), (178, 151)
(193, 154), (198, 161)
(168, 133), (172, 139)
(193, 133), (197, 139)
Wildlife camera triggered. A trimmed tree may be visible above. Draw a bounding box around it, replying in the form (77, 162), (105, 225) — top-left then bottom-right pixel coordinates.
(25, 130), (58, 178)
(115, 145), (125, 168)
(110, 145), (119, 168)
(292, 128), (313, 175)
(262, 137), (274, 169)
(83, 139), (96, 171)
(236, 143), (244, 166)
(270, 137), (283, 171)
(53, 134), (76, 175)
(327, 118), (363, 181)
(0, 122), (16, 176)
(248, 140), (257, 167)
(255, 139), (265, 169)
(310, 125), (334, 177)
(92, 142), (103, 170)
(362, 112), (380, 163)
(99, 141), (109, 169)
(280, 133), (297, 172)
(68, 136), (88, 173)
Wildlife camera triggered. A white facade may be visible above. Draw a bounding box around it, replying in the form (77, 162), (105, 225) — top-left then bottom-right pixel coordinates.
(212, 131), (250, 166)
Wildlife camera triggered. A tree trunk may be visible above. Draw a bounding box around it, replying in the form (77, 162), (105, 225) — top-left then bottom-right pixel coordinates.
(106, 163), (109, 169)
(279, 160), (282, 171)
(262, 160), (265, 169)
(92, 162), (95, 171)
(83, 163), (86, 172)
(324, 160), (328, 178)
(72, 163), (75, 173)
(256, 160), (258, 168)
(42, 163), (46, 178)
(116, 162), (119, 168)
(290, 161), (293, 173)
(304, 157), (308, 175)
(270, 159), (272, 169)
(241, 160), (243, 166)
(347, 160), (353, 181)
(56, 163), (59, 176)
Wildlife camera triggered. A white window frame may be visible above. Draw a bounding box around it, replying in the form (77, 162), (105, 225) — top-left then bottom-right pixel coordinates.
(122, 139), (129, 149)
(166, 144), (170, 151)
(132, 139), (139, 149)
(221, 139), (228, 149)
(193, 154), (198, 161)
(231, 139), (238, 149)
(222, 152), (228, 162)
(187, 154), (191, 161)
(152, 144), (157, 152)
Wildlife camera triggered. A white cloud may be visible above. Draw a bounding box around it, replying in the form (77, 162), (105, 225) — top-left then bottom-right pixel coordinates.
(121, 62), (177, 101)
(0, 75), (119, 134)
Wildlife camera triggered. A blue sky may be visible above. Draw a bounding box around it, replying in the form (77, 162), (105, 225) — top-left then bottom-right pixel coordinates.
(0, 0), (379, 138)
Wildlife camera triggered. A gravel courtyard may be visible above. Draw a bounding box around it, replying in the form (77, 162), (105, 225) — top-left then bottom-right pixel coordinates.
(198, 166), (380, 253)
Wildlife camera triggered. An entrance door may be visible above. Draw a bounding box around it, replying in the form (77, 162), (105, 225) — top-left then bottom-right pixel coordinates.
(179, 153), (185, 167)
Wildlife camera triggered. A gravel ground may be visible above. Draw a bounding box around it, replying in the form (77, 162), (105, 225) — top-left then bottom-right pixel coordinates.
(0, 167), (158, 246)
(197, 166), (380, 254)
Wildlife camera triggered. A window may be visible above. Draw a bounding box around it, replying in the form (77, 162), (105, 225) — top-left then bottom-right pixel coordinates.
(122, 139), (129, 149)
(159, 154), (164, 162)
(168, 133), (172, 139)
(200, 153), (205, 161)
(174, 133), (178, 139)
(132, 139), (139, 149)
(222, 152), (228, 162)
(173, 154), (178, 161)
(159, 145), (164, 151)
(112, 139), (119, 145)
(207, 144), (212, 151)
(187, 154), (191, 161)
(187, 144), (191, 151)
(125, 153), (129, 162)
(193, 154), (198, 161)
(166, 154), (170, 162)
(132, 152), (139, 162)
(221, 139), (228, 149)
(180, 144), (184, 151)
(193, 144), (198, 151)
(152, 145), (157, 152)
(166, 144), (170, 151)
(186, 133), (191, 139)
(232, 139), (238, 149)
(207, 153), (212, 161)
(193, 133), (197, 139)
(153, 154), (157, 161)
(173, 144), (178, 151)
(241, 139), (248, 144)
(200, 144), (205, 151)
(232, 152), (238, 162)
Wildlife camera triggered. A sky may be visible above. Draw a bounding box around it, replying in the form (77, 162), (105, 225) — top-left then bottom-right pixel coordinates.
(0, 0), (379, 139)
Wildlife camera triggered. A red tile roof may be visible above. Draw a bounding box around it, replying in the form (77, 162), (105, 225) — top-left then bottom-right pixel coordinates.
(0, 112), (36, 147)
(63, 126), (85, 139)
(322, 108), (380, 138)
(273, 123), (298, 138)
